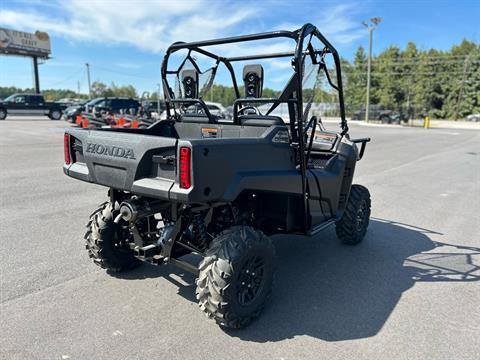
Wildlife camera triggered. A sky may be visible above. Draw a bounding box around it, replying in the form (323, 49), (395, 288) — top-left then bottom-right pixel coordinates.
(0, 0), (479, 94)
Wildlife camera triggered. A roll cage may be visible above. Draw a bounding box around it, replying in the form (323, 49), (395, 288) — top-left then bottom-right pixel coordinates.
(161, 23), (347, 133)
(161, 24), (350, 228)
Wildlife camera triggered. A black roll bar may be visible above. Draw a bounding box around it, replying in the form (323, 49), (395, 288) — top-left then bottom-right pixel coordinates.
(160, 23), (349, 233)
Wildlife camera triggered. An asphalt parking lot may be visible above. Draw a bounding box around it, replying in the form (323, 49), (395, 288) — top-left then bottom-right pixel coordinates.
(1, 117), (479, 360)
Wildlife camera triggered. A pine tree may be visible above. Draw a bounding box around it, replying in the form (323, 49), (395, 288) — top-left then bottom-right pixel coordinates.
(374, 45), (404, 111)
(343, 46), (367, 114)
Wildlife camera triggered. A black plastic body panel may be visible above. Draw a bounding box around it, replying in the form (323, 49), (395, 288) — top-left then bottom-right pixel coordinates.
(64, 124), (359, 227)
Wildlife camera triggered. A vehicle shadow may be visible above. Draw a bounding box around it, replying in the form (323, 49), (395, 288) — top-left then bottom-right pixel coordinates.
(227, 218), (479, 342)
(109, 255), (199, 303)
(111, 218), (479, 341)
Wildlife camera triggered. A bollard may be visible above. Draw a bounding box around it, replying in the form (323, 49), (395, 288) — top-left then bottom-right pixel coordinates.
(423, 116), (430, 129)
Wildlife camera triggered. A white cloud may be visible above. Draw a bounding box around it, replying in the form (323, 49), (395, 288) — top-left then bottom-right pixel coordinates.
(0, 1), (366, 90)
(115, 63), (143, 70)
(316, 4), (365, 44)
(268, 58), (293, 70)
(273, 4), (365, 45)
(0, 1), (365, 54)
(0, 0), (256, 53)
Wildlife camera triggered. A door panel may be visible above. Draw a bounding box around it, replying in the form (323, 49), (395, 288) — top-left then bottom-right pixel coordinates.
(9, 95), (28, 114)
(28, 96), (47, 115)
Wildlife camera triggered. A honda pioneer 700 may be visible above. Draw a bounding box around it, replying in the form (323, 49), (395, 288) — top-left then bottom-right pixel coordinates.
(63, 23), (371, 329)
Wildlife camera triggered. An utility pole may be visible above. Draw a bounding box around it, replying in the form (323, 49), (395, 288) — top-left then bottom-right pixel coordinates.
(77, 81), (81, 97)
(362, 17), (381, 122)
(85, 63), (92, 99)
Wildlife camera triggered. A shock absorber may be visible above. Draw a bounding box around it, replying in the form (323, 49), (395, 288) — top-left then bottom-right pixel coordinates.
(191, 213), (209, 252)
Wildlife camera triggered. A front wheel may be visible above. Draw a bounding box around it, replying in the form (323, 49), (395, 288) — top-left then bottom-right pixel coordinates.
(49, 109), (62, 120)
(196, 226), (276, 329)
(0, 108), (7, 120)
(336, 184), (371, 245)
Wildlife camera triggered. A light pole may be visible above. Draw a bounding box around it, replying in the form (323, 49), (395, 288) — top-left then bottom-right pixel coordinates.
(362, 17), (381, 122)
(85, 63), (92, 99)
(157, 83), (161, 115)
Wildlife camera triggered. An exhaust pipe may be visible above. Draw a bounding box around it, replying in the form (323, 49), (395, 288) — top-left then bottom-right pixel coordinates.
(114, 198), (169, 224)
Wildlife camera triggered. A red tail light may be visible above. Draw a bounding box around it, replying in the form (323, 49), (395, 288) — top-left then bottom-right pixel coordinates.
(64, 133), (71, 165)
(179, 147), (191, 189)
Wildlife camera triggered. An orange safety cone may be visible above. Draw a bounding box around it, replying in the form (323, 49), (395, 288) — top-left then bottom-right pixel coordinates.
(82, 119), (89, 128)
(131, 120), (139, 128)
(75, 115), (82, 125)
(118, 118), (126, 126)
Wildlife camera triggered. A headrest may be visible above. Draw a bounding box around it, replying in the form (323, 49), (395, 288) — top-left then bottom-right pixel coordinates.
(181, 69), (198, 99)
(243, 64), (264, 98)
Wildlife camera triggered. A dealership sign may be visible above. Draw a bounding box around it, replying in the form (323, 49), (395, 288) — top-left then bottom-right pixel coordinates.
(0, 28), (51, 57)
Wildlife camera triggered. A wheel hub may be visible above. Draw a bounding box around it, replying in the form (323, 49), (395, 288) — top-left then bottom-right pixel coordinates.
(237, 256), (265, 306)
(356, 200), (367, 231)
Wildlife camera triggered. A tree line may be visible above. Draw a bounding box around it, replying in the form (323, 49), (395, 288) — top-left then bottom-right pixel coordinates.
(0, 82), (142, 101)
(343, 39), (479, 119)
(1, 39), (478, 119)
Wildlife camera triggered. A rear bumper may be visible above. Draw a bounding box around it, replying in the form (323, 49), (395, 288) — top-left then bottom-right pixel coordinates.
(63, 163), (90, 182)
(63, 162), (175, 200)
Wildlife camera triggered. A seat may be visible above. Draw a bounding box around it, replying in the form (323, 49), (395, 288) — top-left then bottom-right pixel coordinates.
(239, 114), (284, 127)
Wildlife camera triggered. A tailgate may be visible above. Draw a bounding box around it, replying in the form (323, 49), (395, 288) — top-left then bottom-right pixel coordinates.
(64, 129), (177, 198)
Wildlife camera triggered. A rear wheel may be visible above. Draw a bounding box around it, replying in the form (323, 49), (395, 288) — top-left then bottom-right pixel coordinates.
(0, 108), (6, 120)
(196, 226), (275, 329)
(336, 184), (371, 245)
(84, 202), (141, 272)
(379, 114), (391, 123)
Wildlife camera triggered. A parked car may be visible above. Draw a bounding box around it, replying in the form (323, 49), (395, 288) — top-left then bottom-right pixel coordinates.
(0, 93), (67, 120)
(205, 101), (229, 119)
(64, 97), (141, 123)
(55, 98), (84, 108)
(184, 101), (230, 120)
(466, 114), (480, 122)
(141, 100), (166, 118)
(91, 97), (141, 115)
(351, 106), (407, 124)
(63, 98), (99, 123)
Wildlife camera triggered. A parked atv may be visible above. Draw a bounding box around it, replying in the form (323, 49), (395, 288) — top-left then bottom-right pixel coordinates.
(63, 23), (371, 329)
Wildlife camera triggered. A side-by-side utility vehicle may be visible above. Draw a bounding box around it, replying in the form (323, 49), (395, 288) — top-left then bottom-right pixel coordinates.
(63, 23), (371, 328)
